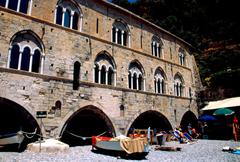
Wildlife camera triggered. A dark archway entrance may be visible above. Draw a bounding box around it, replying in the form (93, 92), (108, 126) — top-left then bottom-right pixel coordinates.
(180, 111), (198, 132)
(127, 110), (172, 135)
(0, 97), (40, 151)
(60, 106), (115, 146)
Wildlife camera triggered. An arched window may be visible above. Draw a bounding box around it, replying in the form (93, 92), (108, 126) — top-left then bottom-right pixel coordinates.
(179, 48), (185, 66)
(8, 0), (18, 11)
(152, 36), (163, 58)
(112, 20), (130, 47)
(72, 12), (79, 30)
(94, 51), (116, 86)
(21, 47), (31, 71)
(8, 31), (44, 74)
(73, 61), (81, 90)
(55, 0), (82, 31)
(154, 68), (166, 94)
(174, 74), (184, 97)
(3, 0), (31, 14)
(9, 45), (20, 69)
(128, 61), (145, 91)
(32, 49), (41, 73)
(0, 0), (6, 7)
(56, 6), (63, 25)
(108, 68), (114, 85)
(94, 64), (99, 83)
(100, 66), (106, 84)
(19, 0), (30, 14)
(64, 9), (71, 28)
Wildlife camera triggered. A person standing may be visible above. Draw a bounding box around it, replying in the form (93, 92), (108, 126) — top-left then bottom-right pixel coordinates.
(233, 115), (239, 141)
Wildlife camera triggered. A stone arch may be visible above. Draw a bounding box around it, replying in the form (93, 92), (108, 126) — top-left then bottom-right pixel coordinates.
(10, 30), (45, 53)
(129, 59), (145, 75)
(180, 110), (198, 132)
(0, 97), (41, 151)
(155, 67), (167, 80)
(114, 18), (130, 33)
(95, 50), (116, 69)
(126, 110), (172, 136)
(59, 104), (116, 146)
(56, 0), (83, 15)
(174, 72), (184, 84)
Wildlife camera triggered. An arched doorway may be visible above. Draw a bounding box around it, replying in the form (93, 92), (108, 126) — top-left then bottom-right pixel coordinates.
(60, 106), (115, 146)
(0, 97), (40, 151)
(180, 111), (198, 132)
(127, 110), (172, 135)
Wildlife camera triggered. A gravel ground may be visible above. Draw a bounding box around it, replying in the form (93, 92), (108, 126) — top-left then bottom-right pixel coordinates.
(1, 140), (240, 162)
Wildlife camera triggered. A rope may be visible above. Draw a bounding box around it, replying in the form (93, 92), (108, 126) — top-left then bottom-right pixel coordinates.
(21, 129), (37, 139)
(66, 131), (108, 140)
(21, 129), (48, 139)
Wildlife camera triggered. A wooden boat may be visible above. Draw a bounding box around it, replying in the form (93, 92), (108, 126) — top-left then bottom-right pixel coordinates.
(92, 136), (150, 157)
(0, 131), (25, 149)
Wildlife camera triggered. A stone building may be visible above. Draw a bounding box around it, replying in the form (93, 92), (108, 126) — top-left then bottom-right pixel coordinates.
(0, 0), (202, 146)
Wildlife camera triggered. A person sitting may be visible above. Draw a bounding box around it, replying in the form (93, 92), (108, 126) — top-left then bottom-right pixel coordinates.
(187, 125), (199, 139)
(173, 128), (185, 144)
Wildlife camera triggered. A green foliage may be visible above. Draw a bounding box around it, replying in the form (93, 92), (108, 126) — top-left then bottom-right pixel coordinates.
(111, 0), (240, 95)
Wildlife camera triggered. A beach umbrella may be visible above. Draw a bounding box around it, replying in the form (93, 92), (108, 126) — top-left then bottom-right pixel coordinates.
(213, 108), (234, 116)
(198, 114), (217, 122)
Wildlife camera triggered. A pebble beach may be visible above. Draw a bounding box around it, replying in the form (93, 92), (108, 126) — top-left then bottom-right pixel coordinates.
(1, 140), (240, 162)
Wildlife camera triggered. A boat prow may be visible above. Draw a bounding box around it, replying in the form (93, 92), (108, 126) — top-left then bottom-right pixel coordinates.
(0, 131), (25, 150)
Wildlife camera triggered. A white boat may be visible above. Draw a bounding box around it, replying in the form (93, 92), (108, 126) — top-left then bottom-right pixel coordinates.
(92, 136), (150, 157)
(0, 131), (24, 149)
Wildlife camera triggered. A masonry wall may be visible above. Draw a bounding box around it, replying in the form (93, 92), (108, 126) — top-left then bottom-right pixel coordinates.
(0, 0), (202, 137)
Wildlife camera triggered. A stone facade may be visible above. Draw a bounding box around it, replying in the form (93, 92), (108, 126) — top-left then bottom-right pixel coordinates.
(0, 0), (202, 138)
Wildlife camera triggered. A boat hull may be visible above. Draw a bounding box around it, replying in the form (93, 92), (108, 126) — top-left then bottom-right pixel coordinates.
(92, 136), (149, 157)
(0, 131), (24, 150)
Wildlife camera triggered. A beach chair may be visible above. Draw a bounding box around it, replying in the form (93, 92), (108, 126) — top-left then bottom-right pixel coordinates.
(183, 132), (197, 142)
(170, 131), (184, 143)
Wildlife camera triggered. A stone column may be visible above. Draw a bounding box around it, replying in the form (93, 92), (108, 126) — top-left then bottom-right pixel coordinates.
(5, 0), (9, 8)
(156, 43), (159, 57)
(105, 70), (108, 85)
(54, 5), (58, 24)
(79, 14), (83, 32)
(98, 67), (101, 84)
(62, 8), (66, 26)
(121, 30), (124, 46)
(152, 41), (155, 56)
(128, 33), (131, 48)
(28, 0), (33, 15)
(17, 0), (21, 12)
(93, 65), (95, 83)
(130, 73), (133, 89)
(18, 50), (23, 70)
(178, 84), (181, 96)
(155, 79), (158, 93)
(28, 52), (34, 72)
(40, 54), (45, 74)
(159, 80), (162, 94)
(115, 28), (118, 44)
(70, 11), (74, 29)
(136, 75), (139, 90)
(7, 47), (12, 68)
